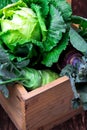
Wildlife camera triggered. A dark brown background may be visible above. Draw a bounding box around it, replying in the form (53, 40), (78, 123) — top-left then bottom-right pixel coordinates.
(72, 0), (87, 18)
(0, 0), (87, 130)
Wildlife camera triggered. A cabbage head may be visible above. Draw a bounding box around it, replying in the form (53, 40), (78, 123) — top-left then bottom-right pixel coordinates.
(0, 1), (46, 51)
(21, 67), (59, 90)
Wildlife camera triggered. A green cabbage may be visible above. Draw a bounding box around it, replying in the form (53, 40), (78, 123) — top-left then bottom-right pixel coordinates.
(0, 1), (47, 51)
(40, 70), (59, 86)
(22, 67), (42, 89)
(21, 67), (59, 89)
(0, 0), (72, 67)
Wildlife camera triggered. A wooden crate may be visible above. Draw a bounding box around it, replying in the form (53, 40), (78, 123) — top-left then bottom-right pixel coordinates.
(0, 0), (84, 130)
(0, 76), (83, 130)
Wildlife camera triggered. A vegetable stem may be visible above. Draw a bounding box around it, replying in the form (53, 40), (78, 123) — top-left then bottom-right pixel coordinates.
(0, 77), (24, 85)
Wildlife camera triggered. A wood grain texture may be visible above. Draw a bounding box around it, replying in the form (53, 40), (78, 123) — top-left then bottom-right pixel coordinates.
(24, 77), (83, 130)
(0, 84), (26, 130)
(0, 105), (87, 130)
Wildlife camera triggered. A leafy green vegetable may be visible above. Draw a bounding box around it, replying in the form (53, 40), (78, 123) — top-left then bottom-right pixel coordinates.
(42, 33), (69, 67)
(40, 69), (59, 86)
(71, 15), (87, 29)
(0, 44), (59, 96)
(21, 67), (59, 89)
(31, 4), (47, 41)
(0, 0), (72, 67)
(43, 4), (66, 52)
(51, 0), (72, 21)
(71, 15), (87, 42)
(0, 0), (73, 97)
(23, 0), (49, 17)
(0, 0), (19, 9)
(69, 27), (87, 54)
(21, 67), (42, 89)
(0, 1), (43, 51)
(0, 44), (23, 97)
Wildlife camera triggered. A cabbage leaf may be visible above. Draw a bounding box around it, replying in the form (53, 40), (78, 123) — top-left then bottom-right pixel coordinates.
(0, 0), (19, 9)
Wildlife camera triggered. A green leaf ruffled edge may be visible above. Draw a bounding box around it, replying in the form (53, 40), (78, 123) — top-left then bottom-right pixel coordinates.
(50, 0), (72, 21)
(23, 0), (49, 17)
(43, 4), (67, 52)
(42, 32), (69, 67)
